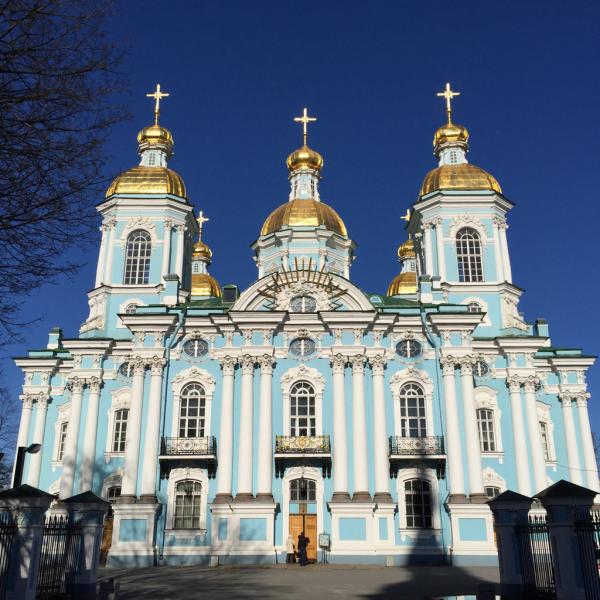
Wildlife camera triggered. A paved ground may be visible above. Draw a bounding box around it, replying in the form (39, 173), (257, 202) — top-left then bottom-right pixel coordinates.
(99, 564), (500, 599)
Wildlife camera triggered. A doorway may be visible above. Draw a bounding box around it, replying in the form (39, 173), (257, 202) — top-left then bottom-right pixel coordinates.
(289, 514), (317, 562)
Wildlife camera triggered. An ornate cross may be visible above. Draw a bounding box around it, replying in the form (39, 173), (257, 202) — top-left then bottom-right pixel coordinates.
(436, 82), (460, 123)
(400, 208), (411, 222)
(294, 107), (317, 146)
(146, 83), (170, 125)
(197, 210), (209, 239)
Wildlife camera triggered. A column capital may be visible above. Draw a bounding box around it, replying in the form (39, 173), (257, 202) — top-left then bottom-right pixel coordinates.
(506, 374), (522, 392)
(87, 376), (102, 394)
(575, 391), (591, 406)
(331, 353), (347, 374)
(19, 393), (35, 409)
(174, 223), (187, 233)
(101, 217), (117, 232)
(440, 356), (457, 375)
(492, 216), (508, 229)
(259, 354), (275, 374)
(220, 355), (237, 376)
(149, 356), (166, 376)
(240, 354), (255, 374)
(35, 392), (51, 408)
(130, 356), (147, 376)
(350, 354), (366, 374)
(68, 376), (85, 393)
(370, 354), (386, 376)
(458, 355), (474, 375)
(163, 218), (174, 230)
(522, 375), (540, 393)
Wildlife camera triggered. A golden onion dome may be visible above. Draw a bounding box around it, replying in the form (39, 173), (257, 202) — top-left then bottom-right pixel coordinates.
(191, 273), (222, 298)
(420, 163), (502, 197)
(137, 124), (174, 153)
(192, 240), (212, 261)
(397, 238), (415, 260)
(433, 121), (469, 149)
(286, 145), (324, 172)
(261, 198), (347, 237)
(106, 166), (187, 198)
(387, 271), (417, 296)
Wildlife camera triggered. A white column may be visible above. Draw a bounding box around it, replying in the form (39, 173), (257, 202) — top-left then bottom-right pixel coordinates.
(351, 355), (370, 500)
(423, 223), (434, 276)
(434, 218), (446, 281)
(575, 393), (599, 491)
(140, 358), (166, 500)
(216, 357), (236, 502)
(507, 376), (532, 496)
(79, 378), (102, 492)
(161, 220), (173, 279)
(492, 217), (505, 282)
(236, 355), (255, 500)
(102, 220), (116, 285)
(120, 358), (146, 500)
(331, 354), (350, 501)
(523, 377), (547, 494)
(256, 355), (274, 501)
(59, 377), (85, 499)
(27, 395), (50, 487)
(16, 394), (34, 447)
(175, 224), (186, 281)
(459, 357), (484, 497)
(559, 393), (583, 485)
(371, 356), (390, 501)
(95, 224), (108, 287)
(498, 221), (512, 283)
(441, 358), (465, 499)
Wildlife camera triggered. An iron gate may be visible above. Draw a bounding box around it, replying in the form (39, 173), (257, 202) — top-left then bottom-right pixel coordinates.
(575, 509), (600, 600)
(0, 512), (17, 600)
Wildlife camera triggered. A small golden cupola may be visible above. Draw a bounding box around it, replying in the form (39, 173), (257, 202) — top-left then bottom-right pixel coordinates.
(191, 211), (222, 298)
(106, 84), (187, 199)
(420, 83), (501, 197)
(387, 234), (418, 296)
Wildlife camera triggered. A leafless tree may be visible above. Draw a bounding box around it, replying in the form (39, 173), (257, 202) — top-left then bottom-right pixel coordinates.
(0, 386), (16, 488)
(0, 0), (128, 342)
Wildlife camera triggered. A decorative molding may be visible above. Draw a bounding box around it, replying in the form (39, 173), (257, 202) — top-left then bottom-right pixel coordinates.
(448, 215), (485, 239)
(220, 356), (237, 376)
(331, 353), (346, 374)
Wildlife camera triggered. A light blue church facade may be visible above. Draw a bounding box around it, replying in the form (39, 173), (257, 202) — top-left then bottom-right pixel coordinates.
(13, 85), (598, 567)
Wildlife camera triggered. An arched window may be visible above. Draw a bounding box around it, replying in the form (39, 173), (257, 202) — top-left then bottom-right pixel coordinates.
(399, 383), (427, 438)
(456, 227), (483, 283)
(290, 381), (316, 437)
(123, 229), (152, 285)
(404, 479), (432, 528)
(173, 480), (202, 529)
(112, 408), (128, 452)
(179, 383), (206, 438)
(290, 478), (316, 502)
(124, 303), (138, 314)
(477, 408), (496, 452)
(467, 301), (482, 313)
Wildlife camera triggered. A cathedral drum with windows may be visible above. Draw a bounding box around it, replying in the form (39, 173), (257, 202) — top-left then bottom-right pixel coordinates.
(13, 85), (598, 567)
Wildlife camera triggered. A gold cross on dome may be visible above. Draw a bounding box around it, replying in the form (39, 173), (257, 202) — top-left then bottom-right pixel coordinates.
(294, 107), (317, 146)
(400, 208), (411, 222)
(146, 83), (170, 125)
(197, 211), (209, 239)
(437, 82), (460, 123)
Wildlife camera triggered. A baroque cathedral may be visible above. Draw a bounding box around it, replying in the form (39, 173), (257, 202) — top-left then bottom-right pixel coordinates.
(13, 84), (597, 566)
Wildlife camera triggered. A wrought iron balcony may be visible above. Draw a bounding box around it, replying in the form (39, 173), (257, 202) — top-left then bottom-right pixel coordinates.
(159, 436), (217, 479)
(274, 435), (331, 478)
(388, 436), (446, 479)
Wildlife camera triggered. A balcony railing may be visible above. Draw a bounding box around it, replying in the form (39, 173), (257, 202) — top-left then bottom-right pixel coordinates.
(161, 436), (217, 456)
(275, 435), (331, 454)
(389, 436), (445, 456)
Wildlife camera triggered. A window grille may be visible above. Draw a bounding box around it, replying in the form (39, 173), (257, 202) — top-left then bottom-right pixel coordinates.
(474, 360), (489, 377)
(118, 362), (134, 378)
(405, 479), (432, 528)
(477, 408), (496, 452)
(112, 409), (128, 452)
(290, 295), (317, 313)
(123, 229), (152, 285)
(290, 478), (316, 502)
(57, 422), (68, 461)
(456, 228), (483, 282)
(290, 381), (316, 437)
(399, 383), (427, 438)
(182, 338), (209, 358)
(179, 383), (206, 438)
(396, 339), (422, 358)
(174, 480), (202, 529)
(289, 338), (316, 358)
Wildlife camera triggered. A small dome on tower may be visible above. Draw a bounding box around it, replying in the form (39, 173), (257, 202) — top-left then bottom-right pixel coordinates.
(387, 236), (417, 296)
(192, 240), (212, 261)
(137, 124), (174, 155)
(397, 238), (415, 260)
(286, 144), (324, 172)
(433, 121), (469, 150)
(420, 163), (501, 196)
(106, 166), (186, 198)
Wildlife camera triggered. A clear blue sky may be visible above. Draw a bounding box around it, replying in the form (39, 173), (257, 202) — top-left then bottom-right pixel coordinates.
(4, 1), (600, 437)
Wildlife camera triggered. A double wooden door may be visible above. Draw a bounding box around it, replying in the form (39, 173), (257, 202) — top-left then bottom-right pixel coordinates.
(289, 514), (317, 562)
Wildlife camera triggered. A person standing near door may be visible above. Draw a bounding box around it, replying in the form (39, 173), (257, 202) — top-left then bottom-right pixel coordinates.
(286, 534), (295, 564)
(298, 532), (310, 566)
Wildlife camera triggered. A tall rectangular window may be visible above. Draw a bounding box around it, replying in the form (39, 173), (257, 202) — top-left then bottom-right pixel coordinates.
(405, 479), (432, 528)
(477, 408), (496, 452)
(57, 422), (68, 461)
(112, 409), (129, 452)
(174, 480), (202, 529)
(540, 421), (551, 461)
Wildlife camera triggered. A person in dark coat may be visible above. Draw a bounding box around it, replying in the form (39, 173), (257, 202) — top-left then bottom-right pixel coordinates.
(297, 531), (310, 566)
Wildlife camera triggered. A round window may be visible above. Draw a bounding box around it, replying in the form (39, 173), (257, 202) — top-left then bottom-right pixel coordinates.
(396, 339), (422, 358)
(289, 338), (316, 358)
(290, 296), (317, 313)
(118, 362), (134, 377)
(474, 360), (489, 377)
(182, 338), (209, 358)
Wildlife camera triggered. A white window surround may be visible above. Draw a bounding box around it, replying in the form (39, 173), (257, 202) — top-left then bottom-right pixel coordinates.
(101, 470), (123, 499)
(171, 367), (215, 438)
(461, 296), (491, 326)
(105, 388), (131, 459)
(396, 467), (441, 531)
(51, 402), (71, 468)
(537, 401), (557, 464)
(165, 467), (208, 537)
(482, 466), (506, 493)
(117, 299), (146, 328)
(281, 365), (324, 436)
(474, 386), (504, 457)
(447, 216), (488, 241)
(118, 219), (158, 249)
(389, 368), (434, 438)
(280, 466), (324, 550)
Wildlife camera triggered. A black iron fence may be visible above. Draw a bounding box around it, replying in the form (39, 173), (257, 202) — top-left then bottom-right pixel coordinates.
(161, 436), (217, 455)
(0, 512), (17, 600)
(36, 515), (82, 599)
(389, 435), (445, 455)
(575, 509), (600, 600)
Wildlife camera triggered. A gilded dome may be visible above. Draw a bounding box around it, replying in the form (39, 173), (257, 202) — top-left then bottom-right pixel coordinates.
(420, 163), (502, 197)
(137, 124), (173, 147)
(192, 240), (212, 261)
(191, 273), (222, 298)
(286, 145), (324, 172)
(433, 121), (469, 149)
(387, 271), (417, 296)
(106, 166), (187, 198)
(397, 238), (415, 260)
(261, 198), (347, 237)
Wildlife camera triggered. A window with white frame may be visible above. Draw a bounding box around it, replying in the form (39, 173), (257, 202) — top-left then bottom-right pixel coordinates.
(56, 422), (68, 461)
(112, 409), (128, 452)
(179, 383), (206, 438)
(289, 338), (316, 358)
(396, 339), (422, 358)
(290, 381), (316, 436)
(540, 421), (551, 461)
(456, 227), (483, 283)
(485, 486), (500, 499)
(477, 408), (496, 452)
(290, 478), (316, 502)
(173, 480), (202, 529)
(107, 486), (121, 503)
(290, 295), (317, 313)
(124, 303), (138, 315)
(399, 383), (427, 438)
(467, 301), (483, 313)
(123, 229), (152, 285)
(537, 402), (555, 462)
(404, 479), (432, 528)
(182, 338), (209, 358)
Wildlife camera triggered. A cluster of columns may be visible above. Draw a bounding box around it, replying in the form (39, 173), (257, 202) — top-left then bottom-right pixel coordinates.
(215, 354), (275, 503)
(440, 355), (486, 502)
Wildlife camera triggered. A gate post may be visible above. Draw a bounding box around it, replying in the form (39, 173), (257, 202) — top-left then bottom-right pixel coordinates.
(537, 480), (597, 600)
(0, 484), (54, 600)
(63, 491), (110, 599)
(488, 490), (533, 600)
